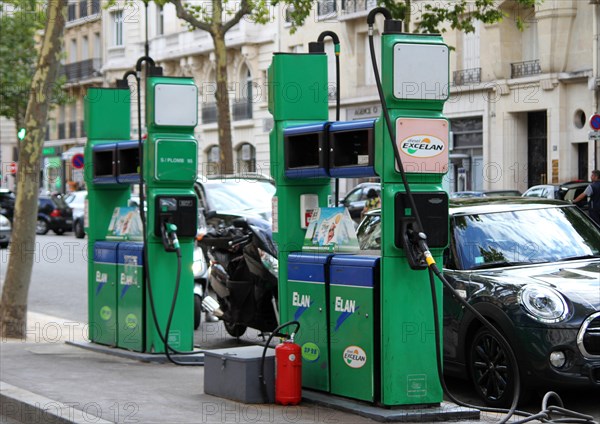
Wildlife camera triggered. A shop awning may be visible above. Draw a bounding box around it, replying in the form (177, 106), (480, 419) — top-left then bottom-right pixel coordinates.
(61, 146), (84, 161)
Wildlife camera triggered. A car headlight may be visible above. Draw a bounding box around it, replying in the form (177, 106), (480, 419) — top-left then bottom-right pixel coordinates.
(519, 285), (568, 323)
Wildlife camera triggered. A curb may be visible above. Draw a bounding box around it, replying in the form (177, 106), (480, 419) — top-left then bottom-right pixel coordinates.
(0, 381), (113, 424)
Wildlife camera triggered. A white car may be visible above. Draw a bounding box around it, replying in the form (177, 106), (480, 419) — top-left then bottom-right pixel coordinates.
(64, 190), (87, 238)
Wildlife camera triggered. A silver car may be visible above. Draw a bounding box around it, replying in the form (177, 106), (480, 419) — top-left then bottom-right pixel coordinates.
(0, 214), (11, 248)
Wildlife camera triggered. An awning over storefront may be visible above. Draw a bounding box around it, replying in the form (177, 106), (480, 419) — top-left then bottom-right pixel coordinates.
(61, 146), (84, 161)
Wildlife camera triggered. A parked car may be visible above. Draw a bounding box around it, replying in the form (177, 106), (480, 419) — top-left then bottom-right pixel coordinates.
(483, 189), (522, 197)
(522, 181), (589, 210)
(338, 182), (381, 222)
(0, 214), (11, 248)
(0, 188), (15, 222)
(64, 190), (87, 238)
(357, 198), (600, 406)
(450, 191), (485, 198)
(37, 194), (73, 235)
(194, 174), (275, 224)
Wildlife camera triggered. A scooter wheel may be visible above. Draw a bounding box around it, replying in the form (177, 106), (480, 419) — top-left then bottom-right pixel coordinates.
(224, 321), (247, 338)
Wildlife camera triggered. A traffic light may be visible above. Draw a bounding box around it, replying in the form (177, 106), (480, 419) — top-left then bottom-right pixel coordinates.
(17, 128), (26, 141)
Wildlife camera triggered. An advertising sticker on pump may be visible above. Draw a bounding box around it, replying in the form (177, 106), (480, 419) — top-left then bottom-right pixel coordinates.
(395, 118), (449, 174)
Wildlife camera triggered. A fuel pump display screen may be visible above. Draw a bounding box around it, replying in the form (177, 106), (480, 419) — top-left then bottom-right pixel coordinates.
(154, 195), (198, 238)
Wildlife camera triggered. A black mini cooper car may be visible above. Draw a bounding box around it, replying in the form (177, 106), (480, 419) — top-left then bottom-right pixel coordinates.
(357, 198), (600, 406)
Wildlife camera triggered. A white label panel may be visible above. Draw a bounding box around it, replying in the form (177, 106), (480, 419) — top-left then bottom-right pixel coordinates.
(154, 84), (198, 126)
(393, 43), (449, 100)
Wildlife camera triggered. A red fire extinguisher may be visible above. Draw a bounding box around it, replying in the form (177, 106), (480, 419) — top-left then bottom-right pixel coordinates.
(275, 336), (302, 405)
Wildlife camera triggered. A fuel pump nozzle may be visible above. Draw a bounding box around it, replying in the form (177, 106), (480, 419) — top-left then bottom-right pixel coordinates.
(162, 222), (180, 252)
(402, 223), (435, 271)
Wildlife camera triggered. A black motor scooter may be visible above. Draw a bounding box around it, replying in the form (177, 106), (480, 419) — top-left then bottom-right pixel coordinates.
(198, 215), (279, 338)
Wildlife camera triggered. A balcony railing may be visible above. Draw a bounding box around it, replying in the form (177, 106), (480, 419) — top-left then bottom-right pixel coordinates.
(453, 68), (482, 86)
(340, 0), (377, 14)
(232, 101), (252, 121)
(511, 60), (541, 79)
(60, 58), (102, 82)
(202, 102), (218, 124)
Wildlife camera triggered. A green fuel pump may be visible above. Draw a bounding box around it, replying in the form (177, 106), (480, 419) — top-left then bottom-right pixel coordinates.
(268, 9), (450, 407)
(143, 73), (198, 354)
(372, 14), (450, 405)
(85, 65), (198, 355)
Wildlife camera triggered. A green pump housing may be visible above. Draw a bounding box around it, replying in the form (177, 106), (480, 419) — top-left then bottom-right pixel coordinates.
(143, 76), (198, 353)
(268, 28), (450, 406)
(84, 75), (198, 354)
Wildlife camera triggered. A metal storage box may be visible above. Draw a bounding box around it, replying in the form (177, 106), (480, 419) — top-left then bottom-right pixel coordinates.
(204, 345), (275, 403)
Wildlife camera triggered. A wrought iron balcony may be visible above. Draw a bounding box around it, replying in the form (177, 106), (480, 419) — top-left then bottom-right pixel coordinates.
(340, 0), (377, 14)
(453, 68), (482, 86)
(511, 60), (541, 79)
(60, 58), (102, 83)
(202, 102), (218, 124)
(232, 101), (253, 121)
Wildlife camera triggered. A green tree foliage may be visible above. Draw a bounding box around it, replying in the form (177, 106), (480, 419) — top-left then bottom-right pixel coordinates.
(0, 0), (43, 131)
(377, 0), (542, 33)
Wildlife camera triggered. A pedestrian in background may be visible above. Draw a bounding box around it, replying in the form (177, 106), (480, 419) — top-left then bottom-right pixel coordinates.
(573, 170), (600, 225)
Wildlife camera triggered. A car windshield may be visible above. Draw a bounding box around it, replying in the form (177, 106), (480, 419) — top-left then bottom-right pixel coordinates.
(453, 206), (600, 270)
(203, 180), (275, 212)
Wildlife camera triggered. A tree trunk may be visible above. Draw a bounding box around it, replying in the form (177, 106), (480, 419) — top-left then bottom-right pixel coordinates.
(0, 0), (67, 339)
(212, 29), (234, 174)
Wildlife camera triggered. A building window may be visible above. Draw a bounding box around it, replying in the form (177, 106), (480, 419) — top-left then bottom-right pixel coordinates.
(317, 0), (337, 17)
(112, 10), (123, 46)
(69, 39), (77, 63)
(361, 32), (380, 86)
(69, 103), (77, 138)
(206, 145), (220, 175)
(58, 106), (66, 140)
(236, 143), (256, 173)
(79, 0), (87, 18)
(93, 33), (101, 59)
(157, 5), (164, 36)
(91, 0), (100, 14)
(233, 68), (253, 121)
(82, 35), (89, 60)
(68, 1), (77, 21)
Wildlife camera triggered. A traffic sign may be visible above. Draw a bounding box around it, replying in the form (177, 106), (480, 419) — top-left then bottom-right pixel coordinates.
(590, 114), (600, 131)
(6, 162), (17, 175)
(72, 153), (85, 169)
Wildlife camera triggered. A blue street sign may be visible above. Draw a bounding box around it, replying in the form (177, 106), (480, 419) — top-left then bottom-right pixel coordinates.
(72, 153), (85, 169)
(590, 114), (600, 131)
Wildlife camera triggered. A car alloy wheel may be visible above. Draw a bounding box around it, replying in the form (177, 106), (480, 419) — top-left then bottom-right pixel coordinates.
(468, 327), (517, 408)
(36, 218), (49, 235)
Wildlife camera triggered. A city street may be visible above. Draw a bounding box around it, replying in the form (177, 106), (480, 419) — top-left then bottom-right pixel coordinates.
(1, 234), (599, 422)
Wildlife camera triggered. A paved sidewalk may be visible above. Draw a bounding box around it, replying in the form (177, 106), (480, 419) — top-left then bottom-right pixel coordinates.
(0, 312), (536, 424)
